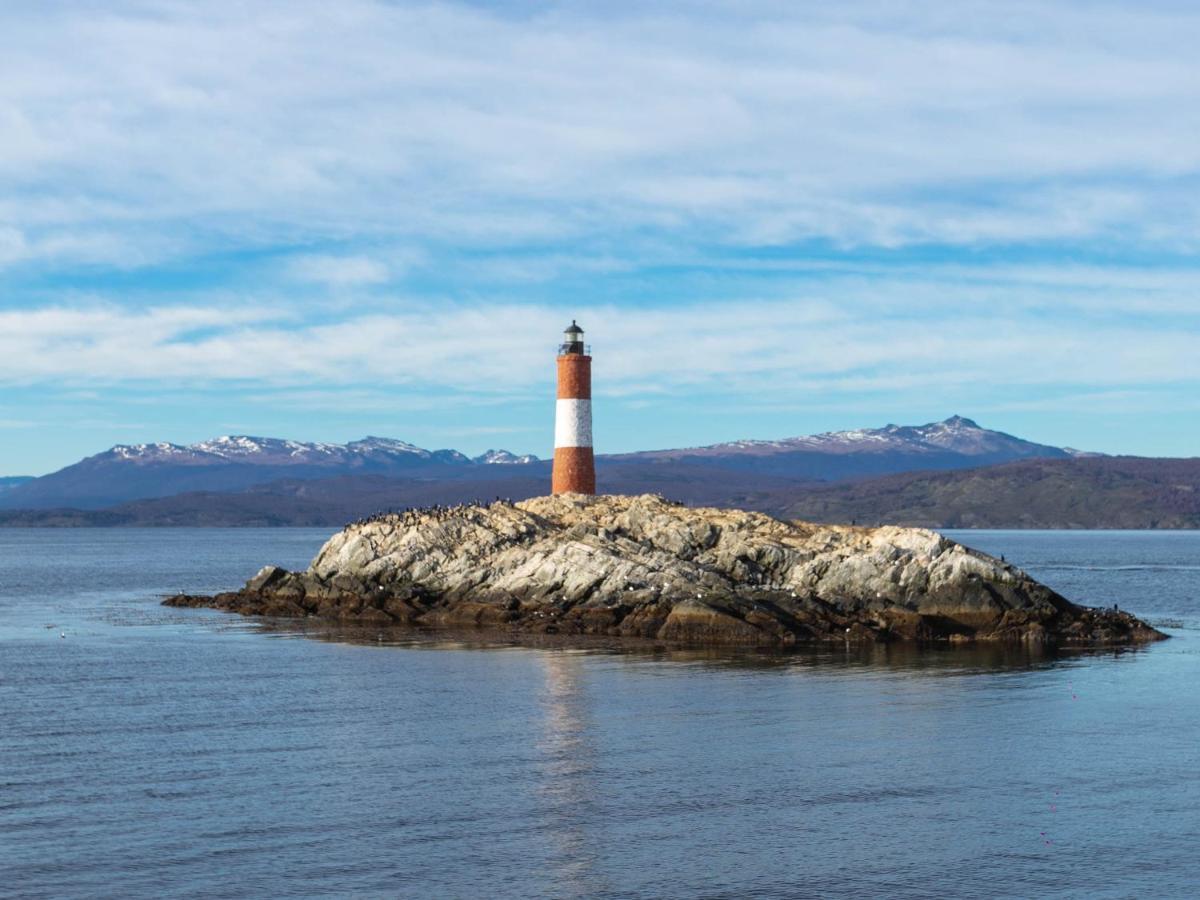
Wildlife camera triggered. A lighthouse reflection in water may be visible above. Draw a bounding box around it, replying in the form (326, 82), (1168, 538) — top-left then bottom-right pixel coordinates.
(536, 653), (601, 894)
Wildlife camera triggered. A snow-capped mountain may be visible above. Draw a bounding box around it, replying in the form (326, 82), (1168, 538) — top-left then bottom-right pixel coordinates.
(865, 416), (1089, 458)
(638, 415), (1076, 460)
(608, 416), (1088, 481)
(3, 436), (539, 509)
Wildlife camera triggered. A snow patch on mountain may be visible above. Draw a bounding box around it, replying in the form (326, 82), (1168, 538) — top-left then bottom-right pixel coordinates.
(346, 436), (433, 456)
(111, 442), (205, 460)
(474, 449), (540, 464)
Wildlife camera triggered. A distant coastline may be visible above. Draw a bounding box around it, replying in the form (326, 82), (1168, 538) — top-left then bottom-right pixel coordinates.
(1, 456), (1197, 529)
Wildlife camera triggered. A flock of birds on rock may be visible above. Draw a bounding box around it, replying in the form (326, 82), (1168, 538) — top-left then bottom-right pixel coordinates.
(345, 497), (518, 531)
(347, 493), (694, 535)
(344, 492), (687, 532)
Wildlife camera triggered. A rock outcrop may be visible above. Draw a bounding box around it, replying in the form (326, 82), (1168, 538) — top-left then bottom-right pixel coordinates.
(165, 493), (1164, 647)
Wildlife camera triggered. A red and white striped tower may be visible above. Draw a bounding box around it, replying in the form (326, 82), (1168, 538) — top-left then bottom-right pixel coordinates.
(552, 320), (596, 495)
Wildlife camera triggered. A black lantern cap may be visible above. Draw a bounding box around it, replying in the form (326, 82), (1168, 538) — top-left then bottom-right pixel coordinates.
(560, 320), (586, 355)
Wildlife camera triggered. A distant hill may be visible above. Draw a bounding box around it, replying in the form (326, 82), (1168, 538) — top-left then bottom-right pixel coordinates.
(0, 416), (1086, 511)
(782, 457), (1200, 529)
(0, 476), (33, 494)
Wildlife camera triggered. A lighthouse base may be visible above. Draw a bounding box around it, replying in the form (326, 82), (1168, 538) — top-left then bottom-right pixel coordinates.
(552, 447), (596, 495)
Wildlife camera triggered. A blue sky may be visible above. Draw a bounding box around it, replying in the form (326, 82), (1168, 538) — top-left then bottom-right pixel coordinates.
(1, 0), (1198, 475)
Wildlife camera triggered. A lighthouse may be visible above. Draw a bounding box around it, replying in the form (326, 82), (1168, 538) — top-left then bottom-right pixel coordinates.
(552, 320), (596, 495)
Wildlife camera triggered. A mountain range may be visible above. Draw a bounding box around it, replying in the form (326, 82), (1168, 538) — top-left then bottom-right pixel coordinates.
(0, 415), (1065, 510)
(0, 415), (1135, 526)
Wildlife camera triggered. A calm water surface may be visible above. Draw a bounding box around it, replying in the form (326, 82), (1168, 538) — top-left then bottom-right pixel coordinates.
(1, 528), (1198, 899)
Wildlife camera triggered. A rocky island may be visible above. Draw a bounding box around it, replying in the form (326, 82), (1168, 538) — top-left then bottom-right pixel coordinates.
(166, 493), (1164, 647)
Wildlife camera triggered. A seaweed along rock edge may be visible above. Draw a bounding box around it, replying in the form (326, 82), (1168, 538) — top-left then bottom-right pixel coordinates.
(165, 493), (1165, 647)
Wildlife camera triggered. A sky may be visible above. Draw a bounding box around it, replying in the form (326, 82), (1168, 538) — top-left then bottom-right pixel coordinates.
(1, 0), (1198, 475)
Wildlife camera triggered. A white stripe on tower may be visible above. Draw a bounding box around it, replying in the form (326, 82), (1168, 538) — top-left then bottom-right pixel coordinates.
(554, 398), (592, 448)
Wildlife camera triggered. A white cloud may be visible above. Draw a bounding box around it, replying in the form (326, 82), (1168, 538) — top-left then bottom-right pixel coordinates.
(0, 226), (28, 266)
(287, 254), (391, 287)
(0, 223), (181, 270)
(0, 0), (1198, 270)
(1, 277), (1195, 402)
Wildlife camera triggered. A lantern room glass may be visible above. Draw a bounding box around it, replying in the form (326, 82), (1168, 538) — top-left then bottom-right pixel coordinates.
(561, 324), (584, 354)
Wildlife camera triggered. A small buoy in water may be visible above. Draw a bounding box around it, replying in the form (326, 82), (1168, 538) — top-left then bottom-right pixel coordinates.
(60, 632), (66, 639)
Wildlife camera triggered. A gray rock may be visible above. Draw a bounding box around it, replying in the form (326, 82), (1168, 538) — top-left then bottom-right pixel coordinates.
(164, 494), (1165, 647)
(245, 564), (286, 593)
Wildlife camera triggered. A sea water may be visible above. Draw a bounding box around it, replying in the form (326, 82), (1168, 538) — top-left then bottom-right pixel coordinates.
(0, 528), (1197, 899)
